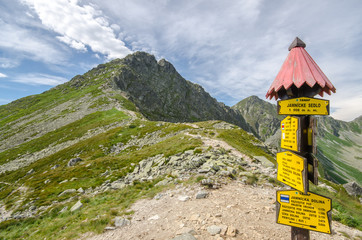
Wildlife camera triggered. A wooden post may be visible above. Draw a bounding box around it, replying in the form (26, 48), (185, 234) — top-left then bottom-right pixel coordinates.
(290, 115), (310, 240)
(291, 227), (310, 240)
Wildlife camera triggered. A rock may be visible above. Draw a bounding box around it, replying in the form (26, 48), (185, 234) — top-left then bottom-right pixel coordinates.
(154, 193), (165, 200)
(218, 170), (231, 177)
(100, 170), (110, 177)
(155, 178), (170, 186)
(44, 179), (50, 184)
(77, 188), (85, 193)
(104, 226), (116, 231)
(59, 206), (68, 213)
(111, 182), (126, 189)
(114, 217), (131, 227)
(200, 178), (213, 187)
(195, 190), (209, 199)
(67, 157), (82, 167)
(70, 200), (83, 212)
(59, 179), (68, 184)
(226, 225), (237, 237)
(207, 225), (222, 236)
(26, 169), (35, 175)
(178, 195), (190, 202)
(51, 164), (60, 170)
(184, 150), (194, 156)
(148, 215), (160, 220)
(189, 214), (200, 221)
(59, 189), (76, 197)
(254, 156), (274, 168)
(343, 182), (362, 197)
(198, 168), (209, 173)
(171, 233), (197, 240)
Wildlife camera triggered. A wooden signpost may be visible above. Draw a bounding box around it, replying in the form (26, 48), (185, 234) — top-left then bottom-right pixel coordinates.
(266, 37), (336, 240)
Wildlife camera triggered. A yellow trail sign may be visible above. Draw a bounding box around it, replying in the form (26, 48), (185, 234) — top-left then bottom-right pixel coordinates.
(276, 190), (332, 234)
(281, 116), (300, 152)
(278, 97), (329, 115)
(277, 151), (307, 193)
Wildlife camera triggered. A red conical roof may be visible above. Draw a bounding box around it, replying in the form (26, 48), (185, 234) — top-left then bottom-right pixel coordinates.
(266, 38), (336, 100)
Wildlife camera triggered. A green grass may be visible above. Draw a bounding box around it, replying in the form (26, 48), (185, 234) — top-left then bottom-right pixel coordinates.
(0, 121), (202, 210)
(0, 109), (128, 165)
(217, 129), (276, 165)
(0, 179), (170, 240)
(0, 82), (102, 129)
(317, 138), (362, 185)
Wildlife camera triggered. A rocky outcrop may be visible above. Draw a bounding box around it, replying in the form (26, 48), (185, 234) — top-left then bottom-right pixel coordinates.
(109, 52), (250, 131)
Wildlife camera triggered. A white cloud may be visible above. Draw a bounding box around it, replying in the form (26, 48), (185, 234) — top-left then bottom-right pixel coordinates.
(0, 73), (7, 78)
(93, 0), (362, 121)
(22, 0), (132, 59)
(0, 57), (20, 68)
(0, 20), (67, 64)
(11, 73), (68, 86)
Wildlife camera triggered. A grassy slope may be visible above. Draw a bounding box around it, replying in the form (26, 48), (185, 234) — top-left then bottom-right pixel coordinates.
(0, 119), (361, 239)
(317, 131), (362, 185)
(0, 120), (267, 239)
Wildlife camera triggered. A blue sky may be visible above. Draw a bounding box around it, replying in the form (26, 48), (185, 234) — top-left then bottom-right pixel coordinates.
(0, 0), (361, 121)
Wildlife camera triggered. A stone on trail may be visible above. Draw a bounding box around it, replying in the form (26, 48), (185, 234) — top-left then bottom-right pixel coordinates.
(114, 217), (131, 228)
(178, 195), (190, 202)
(207, 225), (222, 236)
(70, 200), (83, 212)
(195, 190), (209, 199)
(104, 226), (116, 231)
(148, 215), (160, 220)
(171, 233), (197, 240)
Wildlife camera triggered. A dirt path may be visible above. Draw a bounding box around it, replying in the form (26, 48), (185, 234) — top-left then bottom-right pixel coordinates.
(82, 181), (361, 240)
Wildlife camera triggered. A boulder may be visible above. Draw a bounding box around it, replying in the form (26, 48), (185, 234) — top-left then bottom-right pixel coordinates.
(59, 189), (76, 197)
(67, 157), (82, 167)
(114, 217), (131, 227)
(70, 200), (83, 212)
(343, 182), (362, 197)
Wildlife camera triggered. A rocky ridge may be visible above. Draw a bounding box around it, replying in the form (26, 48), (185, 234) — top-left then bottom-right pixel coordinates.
(109, 52), (251, 131)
